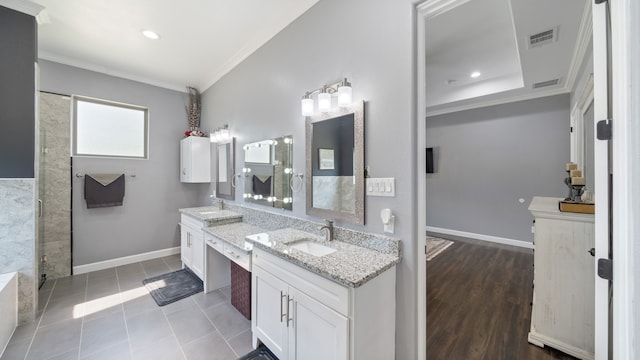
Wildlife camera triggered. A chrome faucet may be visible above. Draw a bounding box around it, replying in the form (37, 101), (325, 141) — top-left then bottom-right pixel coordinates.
(319, 220), (335, 241)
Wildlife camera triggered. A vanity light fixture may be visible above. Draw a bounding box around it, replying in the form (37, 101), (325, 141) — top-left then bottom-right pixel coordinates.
(300, 77), (353, 116)
(210, 125), (231, 143)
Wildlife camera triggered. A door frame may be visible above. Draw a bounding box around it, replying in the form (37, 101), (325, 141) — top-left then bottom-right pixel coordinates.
(608, 0), (639, 358)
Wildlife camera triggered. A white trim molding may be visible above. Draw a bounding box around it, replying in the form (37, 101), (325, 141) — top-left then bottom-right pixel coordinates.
(73, 247), (180, 275)
(426, 226), (534, 249)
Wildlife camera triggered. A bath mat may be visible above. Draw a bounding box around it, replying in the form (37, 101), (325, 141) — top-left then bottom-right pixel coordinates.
(142, 268), (203, 306)
(238, 344), (278, 360)
(426, 237), (454, 261)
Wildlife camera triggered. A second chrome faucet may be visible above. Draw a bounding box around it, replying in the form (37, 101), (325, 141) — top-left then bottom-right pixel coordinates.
(319, 219), (335, 241)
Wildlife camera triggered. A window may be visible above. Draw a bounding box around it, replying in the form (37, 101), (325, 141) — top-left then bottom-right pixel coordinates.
(72, 96), (148, 158)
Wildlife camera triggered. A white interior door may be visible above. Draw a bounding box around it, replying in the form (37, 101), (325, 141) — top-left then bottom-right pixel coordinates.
(592, 2), (611, 359)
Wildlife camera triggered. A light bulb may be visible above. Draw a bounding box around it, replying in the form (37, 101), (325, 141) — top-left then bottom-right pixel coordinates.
(284, 168), (292, 174)
(338, 80), (352, 107)
(301, 97), (314, 116)
(219, 128), (229, 141)
(318, 91), (331, 112)
(284, 138), (292, 144)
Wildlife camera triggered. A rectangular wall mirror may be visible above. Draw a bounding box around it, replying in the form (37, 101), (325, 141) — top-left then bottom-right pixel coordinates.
(242, 136), (293, 210)
(306, 100), (364, 225)
(216, 137), (235, 200)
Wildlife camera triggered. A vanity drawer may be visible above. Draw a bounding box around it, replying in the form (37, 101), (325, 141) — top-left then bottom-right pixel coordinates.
(204, 233), (225, 253)
(223, 243), (251, 271)
(181, 214), (203, 230)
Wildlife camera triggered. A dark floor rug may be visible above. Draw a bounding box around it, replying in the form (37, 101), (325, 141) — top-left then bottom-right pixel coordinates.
(238, 345), (278, 360)
(142, 268), (203, 306)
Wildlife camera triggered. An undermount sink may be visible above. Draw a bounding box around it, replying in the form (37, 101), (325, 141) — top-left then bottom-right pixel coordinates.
(288, 239), (337, 257)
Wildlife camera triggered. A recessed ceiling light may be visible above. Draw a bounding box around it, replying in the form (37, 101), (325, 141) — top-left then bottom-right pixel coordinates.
(142, 30), (160, 40)
(470, 71), (481, 78)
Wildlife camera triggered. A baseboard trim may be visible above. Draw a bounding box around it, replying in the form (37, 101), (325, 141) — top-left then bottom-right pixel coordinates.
(73, 247), (181, 275)
(426, 226), (533, 249)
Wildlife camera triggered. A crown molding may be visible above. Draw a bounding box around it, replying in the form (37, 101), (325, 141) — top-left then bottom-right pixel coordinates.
(417, 0), (471, 19)
(564, 0), (593, 93)
(38, 52), (188, 93)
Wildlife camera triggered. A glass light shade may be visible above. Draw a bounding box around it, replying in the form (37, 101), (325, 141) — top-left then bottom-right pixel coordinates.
(318, 92), (331, 112)
(301, 98), (314, 116)
(337, 85), (352, 107)
(218, 128), (229, 142)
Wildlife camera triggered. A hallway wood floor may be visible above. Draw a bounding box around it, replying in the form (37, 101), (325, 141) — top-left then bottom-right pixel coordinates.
(426, 238), (578, 360)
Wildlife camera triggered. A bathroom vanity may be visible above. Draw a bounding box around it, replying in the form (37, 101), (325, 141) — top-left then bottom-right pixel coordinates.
(248, 228), (398, 360)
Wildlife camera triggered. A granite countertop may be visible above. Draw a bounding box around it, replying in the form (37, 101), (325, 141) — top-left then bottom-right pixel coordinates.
(179, 206), (242, 223)
(246, 228), (401, 288)
(203, 222), (266, 252)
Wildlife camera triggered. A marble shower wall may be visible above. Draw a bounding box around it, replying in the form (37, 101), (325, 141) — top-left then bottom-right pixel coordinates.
(38, 92), (71, 279)
(0, 179), (37, 324)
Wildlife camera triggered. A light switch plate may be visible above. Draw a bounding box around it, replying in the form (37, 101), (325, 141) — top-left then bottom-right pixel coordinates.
(366, 178), (395, 197)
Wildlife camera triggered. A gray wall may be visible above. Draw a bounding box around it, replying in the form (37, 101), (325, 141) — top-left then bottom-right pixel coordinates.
(200, 0), (417, 357)
(39, 60), (207, 266)
(0, 6), (36, 178)
(426, 94), (570, 242)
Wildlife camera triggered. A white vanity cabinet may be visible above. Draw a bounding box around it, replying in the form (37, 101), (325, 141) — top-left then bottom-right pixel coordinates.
(180, 214), (205, 280)
(528, 197), (595, 359)
(180, 136), (210, 183)
(251, 247), (395, 360)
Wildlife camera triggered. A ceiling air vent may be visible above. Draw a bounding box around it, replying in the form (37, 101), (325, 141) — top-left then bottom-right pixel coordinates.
(532, 79), (560, 89)
(527, 27), (558, 49)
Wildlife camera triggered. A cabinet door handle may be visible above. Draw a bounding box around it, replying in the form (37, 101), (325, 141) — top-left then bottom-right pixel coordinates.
(280, 291), (287, 323)
(287, 295), (293, 327)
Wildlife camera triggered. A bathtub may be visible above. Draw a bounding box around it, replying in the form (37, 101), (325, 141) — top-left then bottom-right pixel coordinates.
(0, 272), (17, 358)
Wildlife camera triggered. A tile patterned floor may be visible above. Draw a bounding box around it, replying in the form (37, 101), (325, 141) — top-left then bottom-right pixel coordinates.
(1, 255), (253, 360)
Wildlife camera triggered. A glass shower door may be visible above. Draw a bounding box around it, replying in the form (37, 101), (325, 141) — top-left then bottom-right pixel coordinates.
(38, 92), (72, 283)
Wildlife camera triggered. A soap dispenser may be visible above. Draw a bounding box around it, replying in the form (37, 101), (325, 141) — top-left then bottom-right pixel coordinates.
(380, 208), (395, 234)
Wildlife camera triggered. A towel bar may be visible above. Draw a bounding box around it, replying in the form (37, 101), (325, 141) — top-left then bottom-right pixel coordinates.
(75, 173), (136, 178)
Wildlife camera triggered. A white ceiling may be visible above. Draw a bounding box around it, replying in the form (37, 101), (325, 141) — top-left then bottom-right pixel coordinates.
(29, 0), (320, 92)
(4, 0), (589, 108)
(425, 0), (590, 115)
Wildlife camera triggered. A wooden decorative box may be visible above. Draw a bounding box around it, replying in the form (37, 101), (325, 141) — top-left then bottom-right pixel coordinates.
(559, 200), (595, 214)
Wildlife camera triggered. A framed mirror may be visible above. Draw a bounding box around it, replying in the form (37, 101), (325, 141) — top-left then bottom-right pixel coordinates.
(306, 100), (364, 224)
(242, 136), (293, 210)
(216, 137), (235, 200)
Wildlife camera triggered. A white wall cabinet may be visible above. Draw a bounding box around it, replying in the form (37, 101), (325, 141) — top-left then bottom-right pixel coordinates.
(251, 247), (395, 360)
(528, 197), (595, 360)
(180, 214), (205, 280)
(180, 136), (210, 183)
